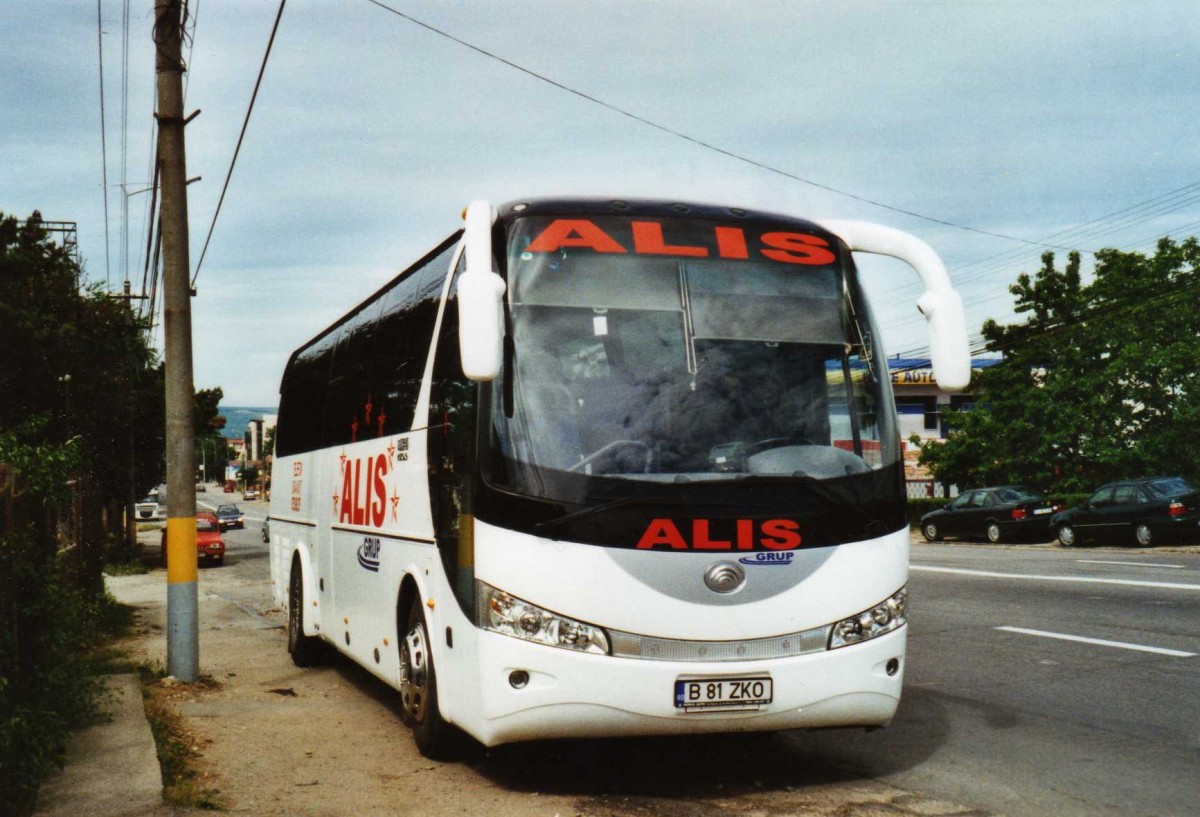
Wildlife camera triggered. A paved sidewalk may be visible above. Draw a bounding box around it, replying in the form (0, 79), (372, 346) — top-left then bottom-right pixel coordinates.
(33, 673), (167, 817)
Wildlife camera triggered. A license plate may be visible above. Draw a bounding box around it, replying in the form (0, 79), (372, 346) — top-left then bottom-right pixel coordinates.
(1033, 508), (1053, 515)
(674, 677), (772, 711)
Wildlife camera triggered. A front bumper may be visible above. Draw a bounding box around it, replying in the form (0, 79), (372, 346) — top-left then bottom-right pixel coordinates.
(464, 624), (906, 747)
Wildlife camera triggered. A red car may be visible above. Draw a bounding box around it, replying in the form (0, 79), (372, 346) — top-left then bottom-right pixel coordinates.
(161, 511), (227, 566)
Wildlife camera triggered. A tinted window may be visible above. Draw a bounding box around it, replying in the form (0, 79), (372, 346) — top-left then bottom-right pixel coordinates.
(1113, 485), (1138, 506)
(1146, 477), (1193, 498)
(374, 241), (457, 436)
(1090, 486), (1116, 506)
(427, 255), (478, 611)
(322, 305), (383, 448)
(997, 486), (1042, 502)
(275, 232), (461, 455)
(276, 332), (337, 456)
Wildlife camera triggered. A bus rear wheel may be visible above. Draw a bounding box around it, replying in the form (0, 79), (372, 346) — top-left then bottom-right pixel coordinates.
(288, 562), (323, 667)
(399, 597), (465, 760)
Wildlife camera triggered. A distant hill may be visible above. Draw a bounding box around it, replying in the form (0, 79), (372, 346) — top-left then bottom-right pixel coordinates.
(217, 406), (278, 439)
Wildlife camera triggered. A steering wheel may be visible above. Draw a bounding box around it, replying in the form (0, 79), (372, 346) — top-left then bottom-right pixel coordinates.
(568, 440), (653, 474)
(745, 436), (816, 456)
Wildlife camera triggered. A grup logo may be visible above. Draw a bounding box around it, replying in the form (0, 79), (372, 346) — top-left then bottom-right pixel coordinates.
(738, 552), (795, 566)
(357, 536), (381, 572)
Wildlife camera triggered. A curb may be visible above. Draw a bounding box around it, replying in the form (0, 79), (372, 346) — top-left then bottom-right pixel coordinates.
(33, 674), (163, 817)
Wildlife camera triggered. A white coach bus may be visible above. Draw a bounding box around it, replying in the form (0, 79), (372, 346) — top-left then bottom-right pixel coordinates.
(269, 197), (969, 758)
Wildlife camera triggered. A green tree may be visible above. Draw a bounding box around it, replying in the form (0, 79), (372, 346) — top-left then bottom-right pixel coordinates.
(237, 465), (260, 487)
(919, 238), (1200, 492)
(1, 211), (165, 587)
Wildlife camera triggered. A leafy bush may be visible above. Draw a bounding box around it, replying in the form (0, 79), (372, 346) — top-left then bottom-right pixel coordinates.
(906, 497), (950, 528)
(0, 533), (111, 815)
(0, 418), (130, 815)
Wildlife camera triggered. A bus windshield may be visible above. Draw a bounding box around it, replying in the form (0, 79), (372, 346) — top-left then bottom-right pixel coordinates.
(481, 214), (903, 548)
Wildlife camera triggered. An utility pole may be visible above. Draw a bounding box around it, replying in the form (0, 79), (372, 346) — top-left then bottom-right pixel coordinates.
(155, 0), (198, 682)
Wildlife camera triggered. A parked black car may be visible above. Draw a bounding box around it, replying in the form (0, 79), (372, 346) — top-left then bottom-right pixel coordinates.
(920, 485), (1064, 543)
(215, 503), (245, 531)
(1051, 476), (1200, 547)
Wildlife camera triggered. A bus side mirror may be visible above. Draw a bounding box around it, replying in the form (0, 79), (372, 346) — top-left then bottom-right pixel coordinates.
(819, 220), (971, 392)
(458, 200), (506, 381)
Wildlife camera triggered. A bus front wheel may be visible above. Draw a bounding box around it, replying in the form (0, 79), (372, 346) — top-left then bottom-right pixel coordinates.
(399, 597), (463, 760)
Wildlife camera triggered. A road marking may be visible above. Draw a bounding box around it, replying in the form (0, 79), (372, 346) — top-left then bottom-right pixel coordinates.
(996, 626), (1197, 658)
(1075, 559), (1182, 569)
(911, 565), (1200, 591)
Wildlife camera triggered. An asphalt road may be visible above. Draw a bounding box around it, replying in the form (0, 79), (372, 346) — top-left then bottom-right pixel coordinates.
(794, 542), (1200, 816)
(194, 516), (1200, 816)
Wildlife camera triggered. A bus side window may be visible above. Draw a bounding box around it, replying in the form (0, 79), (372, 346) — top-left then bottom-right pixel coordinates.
(428, 255), (477, 609)
(375, 242), (458, 435)
(278, 333), (337, 456)
(323, 305), (384, 448)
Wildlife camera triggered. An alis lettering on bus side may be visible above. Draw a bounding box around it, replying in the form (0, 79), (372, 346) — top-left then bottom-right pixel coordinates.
(636, 519), (802, 551)
(336, 452), (390, 529)
(524, 219), (836, 265)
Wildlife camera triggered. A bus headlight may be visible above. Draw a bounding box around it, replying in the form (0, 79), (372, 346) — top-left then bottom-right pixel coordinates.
(828, 587), (907, 649)
(476, 581), (610, 655)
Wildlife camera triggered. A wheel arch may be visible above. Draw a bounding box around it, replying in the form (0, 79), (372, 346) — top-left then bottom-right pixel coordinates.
(396, 573), (422, 638)
(289, 546), (321, 638)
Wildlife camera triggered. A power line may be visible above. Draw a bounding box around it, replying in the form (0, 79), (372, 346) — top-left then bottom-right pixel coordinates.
(191, 0), (286, 286)
(889, 207), (1200, 340)
(873, 180), (1200, 308)
(890, 243), (1200, 362)
(95, 0), (112, 286)
(362, 0), (1080, 253)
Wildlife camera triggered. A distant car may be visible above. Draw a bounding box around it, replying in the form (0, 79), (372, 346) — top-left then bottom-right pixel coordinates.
(224, 480), (236, 493)
(243, 487), (259, 501)
(215, 503), (245, 530)
(1052, 476), (1200, 547)
(920, 486), (1065, 544)
(161, 511), (226, 566)
(136, 493), (164, 520)
(196, 483), (206, 493)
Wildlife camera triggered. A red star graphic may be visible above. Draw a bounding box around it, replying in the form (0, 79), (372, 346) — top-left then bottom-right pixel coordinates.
(390, 489), (400, 521)
(350, 417), (359, 443)
(364, 393), (373, 426)
(339, 451), (348, 472)
(332, 492), (340, 513)
(376, 410), (387, 437)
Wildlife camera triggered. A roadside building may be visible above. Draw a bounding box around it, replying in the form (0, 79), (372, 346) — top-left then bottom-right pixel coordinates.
(889, 356), (1000, 496)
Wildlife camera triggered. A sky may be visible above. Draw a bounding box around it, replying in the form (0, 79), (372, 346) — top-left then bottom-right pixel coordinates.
(3, 1), (1198, 406)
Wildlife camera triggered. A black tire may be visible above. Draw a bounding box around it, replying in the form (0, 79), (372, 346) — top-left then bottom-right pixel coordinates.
(986, 522), (1002, 544)
(1134, 523), (1153, 547)
(1057, 524), (1077, 547)
(922, 522), (942, 542)
(399, 596), (465, 760)
(288, 562), (323, 667)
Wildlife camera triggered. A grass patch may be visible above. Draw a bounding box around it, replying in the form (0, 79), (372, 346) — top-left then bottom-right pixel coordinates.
(104, 561), (149, 576)
(139, 667), (225, 810)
